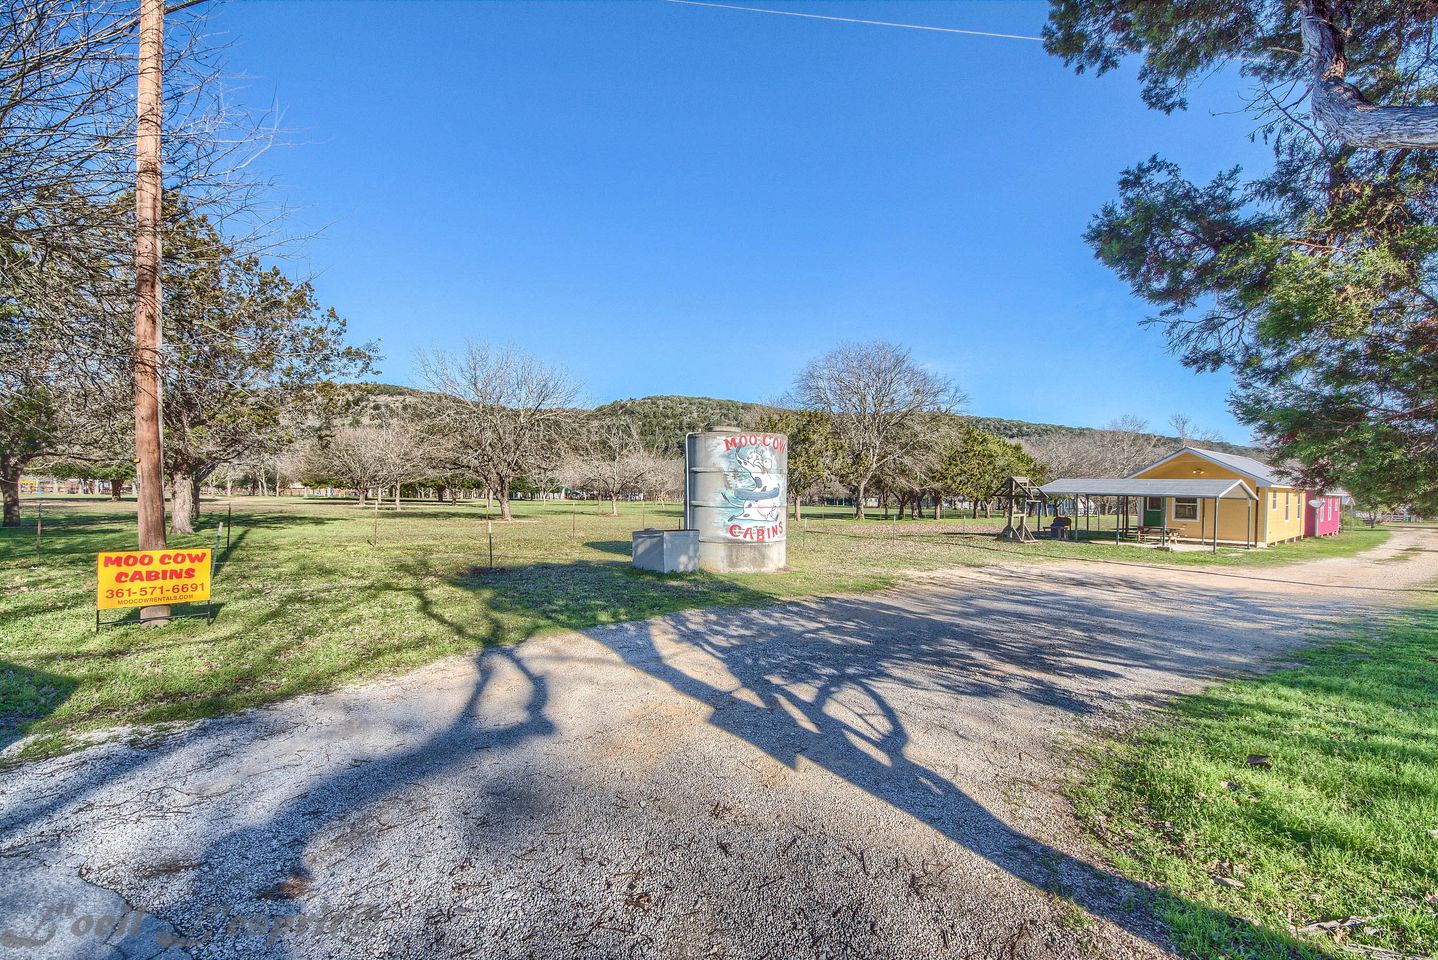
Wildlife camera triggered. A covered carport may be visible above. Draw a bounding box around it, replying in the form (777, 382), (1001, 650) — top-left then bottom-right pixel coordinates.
(1038, 478), (1260, 552)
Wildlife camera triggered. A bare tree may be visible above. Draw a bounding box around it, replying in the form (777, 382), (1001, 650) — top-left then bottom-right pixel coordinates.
(1092, 415), (1165, 476)
(1167, 413), (1224, 445)
(560, 417), (659, 516)
(873, 414), (951, 520)
(418, 344), (580, 521)
(1021, 432), (1096, 480)
(794, 342), (963, 519)
(644, 458), (685, 505)
(305, 424), (423, 508)
(272, 445), (308, 497)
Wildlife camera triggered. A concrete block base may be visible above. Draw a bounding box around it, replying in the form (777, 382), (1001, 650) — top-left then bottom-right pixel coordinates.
(697, 539), (786, 573)
(632, 529), (699, 573)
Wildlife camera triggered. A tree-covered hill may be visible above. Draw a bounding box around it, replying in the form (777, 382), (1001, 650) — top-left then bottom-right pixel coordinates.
(591, 396), (769, 454)
(589, 394), (1259, 459)
(343, 384), (1260, 460)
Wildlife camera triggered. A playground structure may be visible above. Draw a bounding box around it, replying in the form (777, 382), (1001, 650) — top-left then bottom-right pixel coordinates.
(992, 476), (1046, 543)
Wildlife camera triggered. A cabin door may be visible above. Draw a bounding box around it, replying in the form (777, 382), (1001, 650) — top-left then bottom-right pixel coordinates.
(1143, 497), (1164, 527)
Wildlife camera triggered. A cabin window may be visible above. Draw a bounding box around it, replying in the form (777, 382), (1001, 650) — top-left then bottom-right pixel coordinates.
(1270, 492), (1277, 510)
(1173, 497), (1199, 521)
(1145, 497), (1162, 511)
(1284, 492), (1290, 520)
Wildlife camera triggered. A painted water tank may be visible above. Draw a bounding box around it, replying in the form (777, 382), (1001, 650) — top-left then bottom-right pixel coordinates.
(684, 427), (788, 573)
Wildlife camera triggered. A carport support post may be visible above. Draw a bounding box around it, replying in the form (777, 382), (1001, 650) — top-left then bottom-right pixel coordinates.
(1160, 498), (1168, 547)
(1246, 499), (1253, 549)
(1212, 497), (1219, 553)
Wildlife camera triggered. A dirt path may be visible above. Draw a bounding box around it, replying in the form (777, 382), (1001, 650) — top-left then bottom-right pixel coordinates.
(2, 527), (1432, 960)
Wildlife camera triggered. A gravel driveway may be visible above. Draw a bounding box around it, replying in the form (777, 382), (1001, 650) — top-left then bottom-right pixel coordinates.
(3, 527), (1434, 960)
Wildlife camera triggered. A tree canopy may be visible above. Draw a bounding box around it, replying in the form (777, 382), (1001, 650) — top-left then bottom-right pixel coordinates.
(795, 341), (964, 519)
(757, 408), (844, 519)
(1046, 0), (1438, 506)
(160, 203), (377, 533)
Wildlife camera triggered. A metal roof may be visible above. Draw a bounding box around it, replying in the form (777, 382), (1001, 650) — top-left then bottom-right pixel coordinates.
(1128, 446), (1289, 487)
(1185, 447), (1286, 485)
(1039, 478), (1258, 500)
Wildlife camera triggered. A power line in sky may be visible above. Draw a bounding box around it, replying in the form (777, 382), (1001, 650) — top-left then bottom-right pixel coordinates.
(661, 0), (1045, 42)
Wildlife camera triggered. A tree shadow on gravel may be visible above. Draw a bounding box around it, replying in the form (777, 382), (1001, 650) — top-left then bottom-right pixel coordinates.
(570, 562), (1343, 957)
(153, 592), (557, 952)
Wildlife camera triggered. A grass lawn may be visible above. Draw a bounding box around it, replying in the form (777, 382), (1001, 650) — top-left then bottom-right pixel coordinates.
(1071, 606), (1438, 959)
(0, 496), (1391, 757)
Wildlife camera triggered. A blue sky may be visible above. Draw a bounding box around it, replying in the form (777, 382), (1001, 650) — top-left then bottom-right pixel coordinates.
(210, 0), (1271, 441)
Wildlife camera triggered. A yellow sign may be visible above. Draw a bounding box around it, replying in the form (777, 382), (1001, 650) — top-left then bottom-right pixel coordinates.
(96, 549), (212, 611)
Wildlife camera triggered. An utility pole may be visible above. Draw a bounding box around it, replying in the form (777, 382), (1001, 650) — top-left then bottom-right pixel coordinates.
(135, 0), (169, 623)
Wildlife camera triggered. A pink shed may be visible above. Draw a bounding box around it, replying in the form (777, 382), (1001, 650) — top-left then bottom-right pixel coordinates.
(1304, 492), (1343, 537)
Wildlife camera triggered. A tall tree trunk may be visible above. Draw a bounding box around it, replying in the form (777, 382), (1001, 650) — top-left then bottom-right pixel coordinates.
(793, 495), (803, 521)
(934, 498), (942, 520)
(110, 478), (124, 501)
(395, 484), (401, 511)
(1, 456), (22, 528)
(1298, 0), (1438, 149)
(610, 492), (619, 516)
(170, 471), (198, 535)
(499, 479), (513, 520)
(853, 481), (867, 520)
(357, 486), (367, 506)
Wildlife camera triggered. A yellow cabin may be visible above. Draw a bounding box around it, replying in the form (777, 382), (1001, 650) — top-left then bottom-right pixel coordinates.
(1127, 447), (1305, 546)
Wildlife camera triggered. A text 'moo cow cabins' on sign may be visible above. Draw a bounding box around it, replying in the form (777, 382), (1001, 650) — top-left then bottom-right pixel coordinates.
(96, 548), (213, 624)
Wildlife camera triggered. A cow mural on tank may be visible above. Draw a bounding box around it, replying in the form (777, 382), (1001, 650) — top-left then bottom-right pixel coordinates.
(716, 435), (786, 542)
(685, 429), (789, 572)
